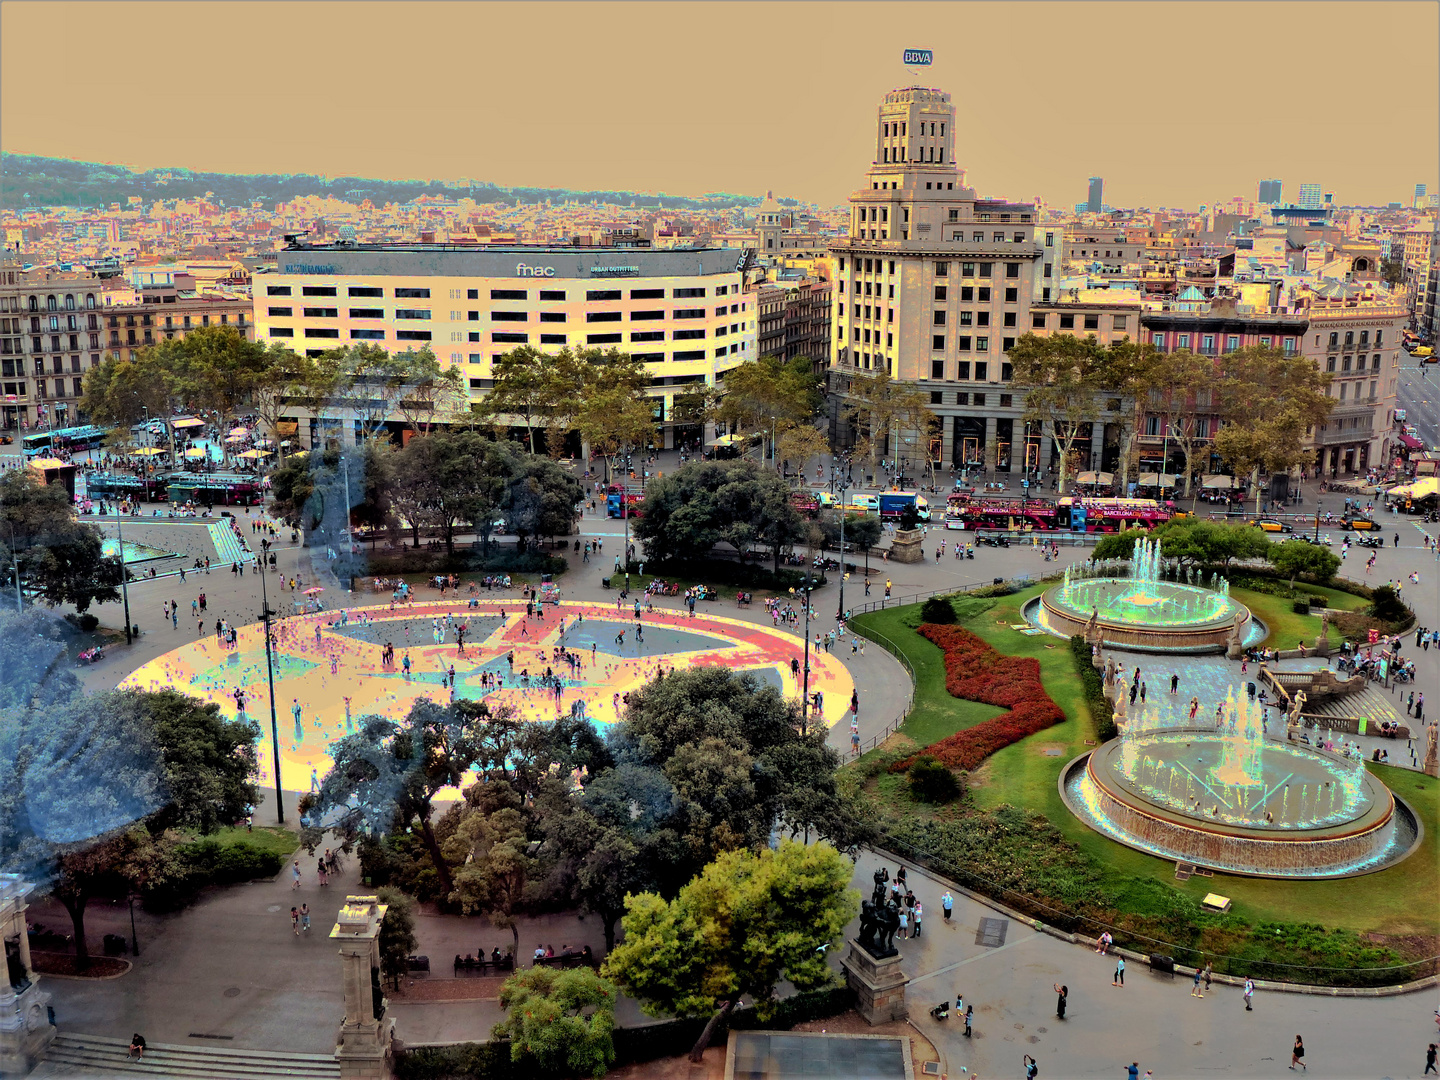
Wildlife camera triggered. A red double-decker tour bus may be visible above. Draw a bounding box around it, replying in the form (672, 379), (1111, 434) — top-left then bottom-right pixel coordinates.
(943, 493), (1059, 531)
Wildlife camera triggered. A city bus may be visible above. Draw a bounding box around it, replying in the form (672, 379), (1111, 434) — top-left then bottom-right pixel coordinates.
(1055, 496), (1173, 533)
(22, 424), (109, 459)
(944, 493), (1059, 531)
(605, 483), (644, 519)
(165, 472), (264, 507)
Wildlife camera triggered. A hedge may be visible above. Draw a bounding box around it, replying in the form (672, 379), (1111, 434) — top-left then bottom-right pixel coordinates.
(365, 549), (569, 577)
(141, 838), (285, 913)
(392, 987), (854, 1079)
(890, 625), (1065, 773)
(638, 558), (825, 592)
(1069, 635), (1117, 742)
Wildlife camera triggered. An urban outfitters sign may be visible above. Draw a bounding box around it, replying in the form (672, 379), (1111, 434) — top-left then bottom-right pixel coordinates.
(903, 49), (933, 65)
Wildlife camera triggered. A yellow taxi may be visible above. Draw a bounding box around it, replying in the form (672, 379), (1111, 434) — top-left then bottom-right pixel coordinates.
(1341, 515), (1378, 531)
(1247, 518), (1292, 533)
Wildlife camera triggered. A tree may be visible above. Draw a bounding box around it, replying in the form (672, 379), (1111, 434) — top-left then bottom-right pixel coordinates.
(1007, 332), (1106, 494)
(479, 345), (562, 452)
(505, 455), (584, 547)
(163, 325), (276, 444)
(1380, 257), (1405, 289)
(245, 344), (311, 462)
(0, 689), (178, 968)
(0, 608), (81, 711)
(493, 967), (618, 1078)
(671, 385), (720, 430)
(1091, 519), (1270, 572)
(574, 350), (655, 481)
(326, 344), (398, 444)
(1146, 349), (1215, 498)
(1267, 540), (1341, 588)
(391, 347), (466, 437)
(635, 460), (804, 569)
(443, 781), (537, 957)
(0, 470), (122, 613)
(603, 841), (858, 1062)
(1215, 345), (1333, 515)
(841, 369), (929, 477)
(375, 886), (418, 991)
(300, 698), (508, 898)
(717, 355), (822, 461)
(133, 689), (260, 836)
(390, 432), (512, 554)
(1095, 338), (1163, 493)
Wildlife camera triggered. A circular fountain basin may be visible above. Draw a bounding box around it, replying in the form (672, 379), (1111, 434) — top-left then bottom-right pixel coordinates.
(1060, 735), (1421, 878)
(1036, 578), (1253, 653)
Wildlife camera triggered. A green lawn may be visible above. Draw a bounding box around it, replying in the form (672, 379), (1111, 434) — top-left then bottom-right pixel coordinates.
(1232, 585), (1368, 649)
(850, 586), (1440, 938)
(180, 825), (299, 860)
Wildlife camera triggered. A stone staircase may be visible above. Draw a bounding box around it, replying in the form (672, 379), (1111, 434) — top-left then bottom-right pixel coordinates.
(31, 1033), (340, 1078)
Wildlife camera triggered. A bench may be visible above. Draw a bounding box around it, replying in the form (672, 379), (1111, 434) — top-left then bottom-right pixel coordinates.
(533, 949), (594, 970)
(404, 955), (430, 974)
(453, 955), (514, 976)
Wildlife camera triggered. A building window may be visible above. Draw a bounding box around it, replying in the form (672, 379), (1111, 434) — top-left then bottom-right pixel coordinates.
(1225, 335), (1240, 351)
(935, 262), (949, 276)
(1004, 313), (1017, 328)
(395, 287), (431, 299)
(933, 335), (946, 351)
(931, 360), (945, 379)
(1326, 357), (1336, 372)
(491, 332), (528, 343)
(395, 309), (431, 320)
(1084, 315), (1099, 330)
(396, 330), (432, 341)
(349, 308), (384, 319)
(1006, 263), (1020, 278)
(957, 337), (971, 352)
(586, 289), (622, 301)
(267, 285), (292, 296)
(956, 362), (971, 380)
(302, 286), (338, 297)
(304, 328), (340, 338)
(973, 393), (986, 407)
(933, 311), (946, 326)
(1113, 316), (1127, 330)
(1032, 314), (1046, 329)
(268, 307), (292, 317)
(1059, 314), (1074, 329)
(303, 307), (338, 318)
(976, 338), (989, 352)
(632, 330), (666, 342)
(587, 333), (622, 345)
(349, 286), (383, 297)
(934, 285), (947, 302)
(351, 329), (385, 340)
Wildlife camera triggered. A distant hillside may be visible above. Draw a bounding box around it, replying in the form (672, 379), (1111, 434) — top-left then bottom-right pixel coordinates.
(0, 153), (766, 212)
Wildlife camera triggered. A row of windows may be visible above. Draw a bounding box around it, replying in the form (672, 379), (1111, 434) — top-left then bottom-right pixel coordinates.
(265, 284), (726, 301)
(463, 346), (742, 366)
(1034, 313), (1129, 331)
(927, 361), (1012, 382)
(927, 335), (1016, 353)
(1325, 355), (1385, 373)
(1149, 332), (1298, 355)
(1322, 330), (1384, 347)
(0, 294), (98, 313)
(937, 310), (1017, 328)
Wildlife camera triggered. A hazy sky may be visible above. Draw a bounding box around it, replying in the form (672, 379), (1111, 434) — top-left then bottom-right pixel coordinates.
(3, 2), (1437, 210)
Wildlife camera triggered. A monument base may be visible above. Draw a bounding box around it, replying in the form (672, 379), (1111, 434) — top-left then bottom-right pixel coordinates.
(0, 983), (57, 1077)
(839, 939), (909, 1024)
(335, 1017), (394, 1080)
(887, 529), (925, 564)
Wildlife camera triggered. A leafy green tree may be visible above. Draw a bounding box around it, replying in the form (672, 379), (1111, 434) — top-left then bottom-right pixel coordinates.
(1267, 540), (1340, 588)
(478, 345), (563, 452)
(635, 459), (804, 570)
(1092, 520), (1270, 572)
(776, 422), (831, 484)
(300, 698), (507, 898)
(135, 688), (259, 835)
(505, 454), (584, 547)
(603, 840), (858, 1062)
(375, 886), (418, 991)
(0, 470), (122, 613)
(493, 967), (618, 1078)
(390, 346), (466, 437)
(717, 355), (822, 460)
(574, 350), (656, 481)
(840, 368), (929, 477)
(1145, 349), (1214, 497)
(1007, 332), (1107, 494)
(1369, 584), (1408, 622)
(1094, 337), (1163, 492)
(443, 780), (537, 956)
(1380, 257), (1405, 289)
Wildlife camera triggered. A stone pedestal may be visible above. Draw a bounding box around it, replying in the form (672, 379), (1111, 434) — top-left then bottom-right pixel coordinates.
(887, 529), (925, 564)
(839, 939), (909, 1024)
(331, 896), (394, 1080)
(1, 876), (56, 1078)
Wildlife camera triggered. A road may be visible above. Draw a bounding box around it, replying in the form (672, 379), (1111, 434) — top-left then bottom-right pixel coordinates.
(1397, 348), (1440, 450)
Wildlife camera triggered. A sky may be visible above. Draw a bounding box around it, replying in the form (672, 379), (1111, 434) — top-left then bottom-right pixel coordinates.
(2, 1), (1437, 211)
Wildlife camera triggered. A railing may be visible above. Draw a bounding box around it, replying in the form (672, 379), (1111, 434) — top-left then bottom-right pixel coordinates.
(846, 621), (916, 756)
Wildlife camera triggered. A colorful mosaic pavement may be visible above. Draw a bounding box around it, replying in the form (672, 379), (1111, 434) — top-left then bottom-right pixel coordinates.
(119, 600), (855, 796)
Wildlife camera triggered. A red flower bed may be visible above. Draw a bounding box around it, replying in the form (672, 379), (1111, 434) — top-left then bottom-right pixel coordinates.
(891, 624), (1066, 773)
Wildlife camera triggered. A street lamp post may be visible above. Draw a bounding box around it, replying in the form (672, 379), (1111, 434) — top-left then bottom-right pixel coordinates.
(340, 452), (354, 591)
(833, 464), (853, 619)
(4, 519), (20, 612)
(116, 509), (133, 643)
(127, 891), (139, 956)
(258, 555), (285, 824)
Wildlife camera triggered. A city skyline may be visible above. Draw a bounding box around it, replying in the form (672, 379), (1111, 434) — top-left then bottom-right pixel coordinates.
(2, 1), (1436, 212)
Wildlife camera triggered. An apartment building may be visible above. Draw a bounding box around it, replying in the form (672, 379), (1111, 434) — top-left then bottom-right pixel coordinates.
(828, 86), (1044, 469)
(1295, 283), (1406, 476)
(253, 243), (755, 449)
(99, 279), (254, 364)
(1060, 225), (1148, 276)
(0, 263), (110, 430)
(752, 277), (833, 374)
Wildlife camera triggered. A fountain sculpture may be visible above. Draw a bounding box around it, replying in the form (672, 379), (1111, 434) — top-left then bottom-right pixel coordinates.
(1032, 537), (1258, 652)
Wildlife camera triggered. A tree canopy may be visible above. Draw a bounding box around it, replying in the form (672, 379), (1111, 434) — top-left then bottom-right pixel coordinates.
(1267, 539), (1341, 588)
(1091, 519), (1272, 570)
(603, 840), (858, 1061)
(0, 469), (122, 613)
(494, 967), (618, 1078)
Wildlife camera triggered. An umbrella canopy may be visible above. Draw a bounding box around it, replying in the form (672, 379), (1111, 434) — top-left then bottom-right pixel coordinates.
(1137, 473), (1176, 487)
(303, 587), (324, 595)
(228, 426), (249, 438)
(1075, 471), (1114, 485)
(224, 434), (246, 443)
(171, 417), (204, 430)
(184, 448), (206, 459)
(1202, 474), (1237, 490)
(236, 448), (273, 459)
(130, 447), (166, 457)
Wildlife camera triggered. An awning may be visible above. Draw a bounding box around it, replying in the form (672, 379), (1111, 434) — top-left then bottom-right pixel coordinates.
(276, 421), (299, 436)
(130, 447), (166, 456)
(1399, 434), (1424, 450)
(236, 448), (273, 459)
(1137, 473), (1176, 487)
(171, 417), (204, 429)
(1076, 471), (1114, 485)
(228, 426), (249, 437)
(27, 457), (71, 470)
(1202, 474), (1238, 489)
(184, 448), (206, 459)
(1393, 477), (1439, 501)
(711, 433), (749, 447)
(224, 434), (246, 443)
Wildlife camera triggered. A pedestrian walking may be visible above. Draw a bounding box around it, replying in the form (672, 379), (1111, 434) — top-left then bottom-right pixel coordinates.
(912, 900), (922, 938)
(291, 860), (301, 889)
(1425, 1043), (1437, 1075)
(962, 1003), (972, 1038)
(1191, 967), (1204, 997)
(1170, 673), (1179, 693)
(941, 890), (953, 921)
(1290, 1035), (1306, 1070)
(1243, 976), (1254, 1011)
(1127, 1065), (1139, 1080)
(1054, 982), (1068, 1019)
(1113, 956), (1125, 986)
(1024, 1053), (1039, 1079)
(291, 906), (299, 935)
(1204, 961), (1212, 991)
(300, 903), (311, 933)
(317, 858), (327, 887)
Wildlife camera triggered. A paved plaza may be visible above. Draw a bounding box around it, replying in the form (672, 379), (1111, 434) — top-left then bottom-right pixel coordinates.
(15, 452), (1440, 1077)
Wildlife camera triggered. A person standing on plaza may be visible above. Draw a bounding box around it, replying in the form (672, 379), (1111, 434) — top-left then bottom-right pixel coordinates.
(941, 890), (953, 922)
(1243, 976), (1254, 1011)
(1204, 961), (1212, 991)
(291, 906), (299, 936)
(962, 1003), (972, 1038)
(1190, 966), (1204, 997)
(300, 903), (310, 934)
(1170, 673), (1179, 694)
(897, 905), (909, 939)
(1126, 1064), (1139, 1080)
(912, 900), (922, 938)
(1023, 1053), (1038, 1079)
(1054, 982), (1068, 1019)
(292, 859), (301, 890)
(1113, 956), (1125, 986)
(1290, 1035), (1306, 1070)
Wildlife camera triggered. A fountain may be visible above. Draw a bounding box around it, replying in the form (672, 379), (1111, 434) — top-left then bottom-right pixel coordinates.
(1030, 537), (1259, 653)
(1059, 691), (1419, 878)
